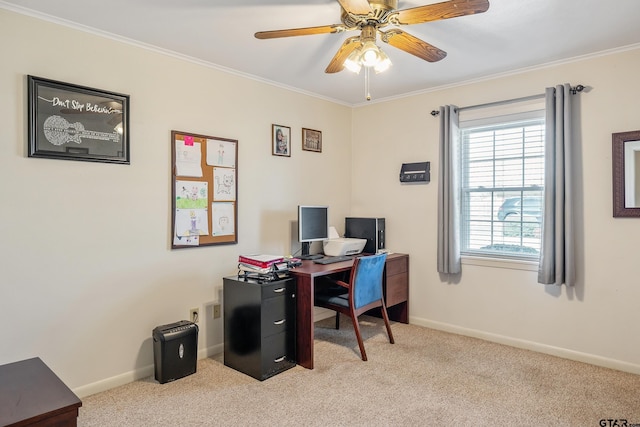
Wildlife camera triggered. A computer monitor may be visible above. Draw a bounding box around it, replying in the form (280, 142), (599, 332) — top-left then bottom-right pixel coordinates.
(298, 205), (329, 259)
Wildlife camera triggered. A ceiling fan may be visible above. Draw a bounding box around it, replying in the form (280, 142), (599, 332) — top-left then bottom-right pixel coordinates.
(255, 0), (490, 74)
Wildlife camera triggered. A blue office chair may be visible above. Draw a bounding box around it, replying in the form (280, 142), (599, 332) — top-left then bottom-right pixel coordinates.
(314, 253), (394, 361)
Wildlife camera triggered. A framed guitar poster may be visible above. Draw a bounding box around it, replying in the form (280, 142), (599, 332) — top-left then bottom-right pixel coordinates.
(27, 75), (130, 164)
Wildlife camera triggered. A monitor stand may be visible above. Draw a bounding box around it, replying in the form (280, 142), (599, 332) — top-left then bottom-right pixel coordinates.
(299, 254), (323, 260)
(298, 242), (323, 260)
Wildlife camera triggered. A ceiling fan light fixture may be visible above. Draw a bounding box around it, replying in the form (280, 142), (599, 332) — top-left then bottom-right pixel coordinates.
(374, 49), (391, 73)
(344, 48), (363, 73)
(344, 41), (392, 74)
(360, 41), (380, 67)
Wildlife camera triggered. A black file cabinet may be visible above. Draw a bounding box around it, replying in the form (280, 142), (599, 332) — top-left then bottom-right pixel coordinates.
(223, 276), (296, 380)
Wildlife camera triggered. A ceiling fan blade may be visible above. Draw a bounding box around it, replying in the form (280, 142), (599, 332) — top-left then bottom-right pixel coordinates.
(325, 36), (361, 73)
(381, 29), (447, 62)
(336, 0), (372, 15)
(255, 24), (343, 39)
(394, 0), (490, 25)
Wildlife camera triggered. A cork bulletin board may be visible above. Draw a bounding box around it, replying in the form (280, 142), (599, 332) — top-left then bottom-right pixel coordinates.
(171, 130), (238, 248)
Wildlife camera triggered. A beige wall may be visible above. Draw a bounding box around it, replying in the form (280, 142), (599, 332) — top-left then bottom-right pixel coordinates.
(352, 48), (640, 373)
(2, 7), (640, 398)
(0, 9), (352, 395)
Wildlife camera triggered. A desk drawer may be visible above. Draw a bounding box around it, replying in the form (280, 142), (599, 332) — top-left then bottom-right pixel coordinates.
(386, 256), (408, 276)
(261, 281), (290, 300)
(261, 296), (290, 337)
(261, 332), (296, 379)
(386, 272), (408, 307)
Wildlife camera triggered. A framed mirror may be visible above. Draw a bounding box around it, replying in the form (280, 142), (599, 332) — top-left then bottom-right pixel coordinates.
(613, 130), (640, 217)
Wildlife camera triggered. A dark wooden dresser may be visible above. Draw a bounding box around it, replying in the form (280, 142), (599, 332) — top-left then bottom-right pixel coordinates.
(223, 276), (296, 380)
(0, 357), (82, 426)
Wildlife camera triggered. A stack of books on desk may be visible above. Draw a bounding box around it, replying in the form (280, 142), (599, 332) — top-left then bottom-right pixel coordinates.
(237, 254), (301, 281)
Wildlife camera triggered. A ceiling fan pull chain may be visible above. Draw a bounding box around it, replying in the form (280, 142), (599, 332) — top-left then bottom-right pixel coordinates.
(365, 66), (371, 101)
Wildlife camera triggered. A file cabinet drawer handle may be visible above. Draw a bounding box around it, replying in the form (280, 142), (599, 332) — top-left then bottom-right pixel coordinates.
(274, 356), (286, 363)
(273, 319), (285, 325)
(273, 287), (285, 293)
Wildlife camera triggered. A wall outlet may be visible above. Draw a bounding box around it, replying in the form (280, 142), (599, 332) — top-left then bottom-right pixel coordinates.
(213, 304), (221, 319)
(190, 307), (199, 323)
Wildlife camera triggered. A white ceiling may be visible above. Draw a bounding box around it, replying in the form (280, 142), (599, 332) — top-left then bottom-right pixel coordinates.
(3, 0), (640, 105)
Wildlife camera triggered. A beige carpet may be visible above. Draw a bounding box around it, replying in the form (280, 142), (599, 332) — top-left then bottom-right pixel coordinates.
(79, 316), (640, 426)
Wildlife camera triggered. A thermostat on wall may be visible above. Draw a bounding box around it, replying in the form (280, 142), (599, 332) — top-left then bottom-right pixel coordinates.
(400, 162), (430, 183)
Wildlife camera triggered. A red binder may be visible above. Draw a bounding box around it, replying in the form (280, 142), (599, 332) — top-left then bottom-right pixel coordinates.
(238, 254), (284, 268)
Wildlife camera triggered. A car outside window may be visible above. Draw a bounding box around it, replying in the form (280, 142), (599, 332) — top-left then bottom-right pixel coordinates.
(459, 112), (545, 260)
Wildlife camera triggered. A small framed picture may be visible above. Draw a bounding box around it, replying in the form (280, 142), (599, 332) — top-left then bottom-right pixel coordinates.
(302, 128), (322, 153)
(272, 124), (291, 157)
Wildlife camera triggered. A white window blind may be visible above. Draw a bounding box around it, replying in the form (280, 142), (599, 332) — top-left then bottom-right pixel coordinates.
(459, 109), (545, 260)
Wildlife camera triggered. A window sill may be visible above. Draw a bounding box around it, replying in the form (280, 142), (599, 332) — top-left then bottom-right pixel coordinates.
(461, 255), (538, 272)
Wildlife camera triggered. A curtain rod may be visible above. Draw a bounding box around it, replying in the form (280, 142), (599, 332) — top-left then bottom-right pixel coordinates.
(429, 84), (585, 117)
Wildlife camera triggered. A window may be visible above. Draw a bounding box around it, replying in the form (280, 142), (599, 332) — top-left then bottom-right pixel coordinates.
(459, 110), (545, 260)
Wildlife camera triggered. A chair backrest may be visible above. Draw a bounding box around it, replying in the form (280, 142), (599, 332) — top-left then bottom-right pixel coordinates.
(350, 253), (387, 309)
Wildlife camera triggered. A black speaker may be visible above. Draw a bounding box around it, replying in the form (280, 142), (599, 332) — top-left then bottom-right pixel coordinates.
(152, 320), (198, 384)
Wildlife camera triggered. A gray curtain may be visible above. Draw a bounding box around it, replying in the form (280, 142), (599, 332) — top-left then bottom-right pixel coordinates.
(437, 105), (461, 274)
(538, 84), (576, 286)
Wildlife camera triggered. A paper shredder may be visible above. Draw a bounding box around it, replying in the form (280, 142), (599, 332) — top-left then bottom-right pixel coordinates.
(152, 320), (198, 384)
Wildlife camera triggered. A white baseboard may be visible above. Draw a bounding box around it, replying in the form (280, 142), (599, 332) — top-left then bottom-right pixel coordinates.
(76, 317), (639, 399)
(75, 311), (336, 398)
(72, 343), (223, 398)
(411, 316), (640, 376)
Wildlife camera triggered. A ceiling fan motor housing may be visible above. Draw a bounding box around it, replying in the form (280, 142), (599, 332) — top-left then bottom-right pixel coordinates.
(360, 25), (377, 42)
(341, 0), (398, 29)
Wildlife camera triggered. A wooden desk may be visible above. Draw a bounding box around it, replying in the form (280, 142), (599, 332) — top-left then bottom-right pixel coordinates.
(289, 253), (409, 369)
(0, 357), (82, 427)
